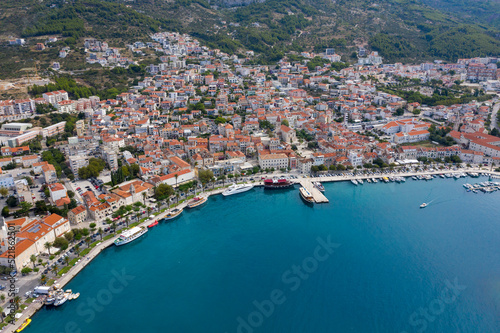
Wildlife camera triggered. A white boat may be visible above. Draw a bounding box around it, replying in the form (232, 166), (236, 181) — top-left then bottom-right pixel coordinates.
(358, 179), (364, 184)
(299, 187), (315, 204)
(372, 178), (378, 183)
(420, 203), (427, 208)
(313, 181), (325, 192)
(222, 183), (254, 196)
(351, 179), (358, 185)
(163, 207), (183, 220)
(54, 291), (70, 307)
(114, 226), (148, 246)
(366, 178), (372, 183)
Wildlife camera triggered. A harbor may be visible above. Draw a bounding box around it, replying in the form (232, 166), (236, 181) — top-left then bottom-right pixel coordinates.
(22, 170), (500, 333)
(7, 167), (500, 332)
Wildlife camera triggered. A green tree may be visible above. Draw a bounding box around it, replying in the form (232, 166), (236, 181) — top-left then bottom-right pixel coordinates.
(30, 255), (37, 269)
(154, 184), (174, 200)
(198, 169), (214, 187)
(0, 187), (8, 197)
(52, 237), (69, 250)
(281, 119), (289, 127)
(44, 242), (52, 255)
(1, 207), (9, 218)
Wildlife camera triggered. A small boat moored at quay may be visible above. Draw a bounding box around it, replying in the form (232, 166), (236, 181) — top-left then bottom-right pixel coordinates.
(313, 181), (325, 192)
(163, 207), (183, 220)
(299, 187), (315, 204)
(16, 319), (31, 332)
(358, 179), (364, 185)
(148, 220), (158, 228)
(222, 183), (254, 196)
(114, 226), (148, 246)
(187, 196), (208, 209)
(351, 179), (358, 186)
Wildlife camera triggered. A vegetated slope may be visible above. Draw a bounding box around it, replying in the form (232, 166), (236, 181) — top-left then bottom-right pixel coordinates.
(113, 0), (500, 63)
(1, 0), (500, 66)
(418, 0), (500, 28)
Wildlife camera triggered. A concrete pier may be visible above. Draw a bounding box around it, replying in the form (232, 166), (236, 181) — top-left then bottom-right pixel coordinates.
(299, 180), (329, 203)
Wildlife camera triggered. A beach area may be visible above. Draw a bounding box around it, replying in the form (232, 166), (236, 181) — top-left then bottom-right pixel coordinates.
(6, 166), (500, 333)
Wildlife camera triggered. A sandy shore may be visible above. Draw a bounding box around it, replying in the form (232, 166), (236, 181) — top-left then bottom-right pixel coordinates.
(6, 167), (500, 332)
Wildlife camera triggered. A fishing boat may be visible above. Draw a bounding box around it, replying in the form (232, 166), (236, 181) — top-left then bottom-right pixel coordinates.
(263, 178), (294, 189)
(299, 187), (315, 204)
(148, 220), (158, 228)
(222, 183), (254, 196)
(54, 292), (69, 307)
(163, 207), (183, 220)
(382, 177), (389, 183)
(366, 178), (372, 183)
(186, 196), (207, 209)
(114, 226), (148, 246)
(313, 181), (325, 192)
(420, 202), (427, 208)
(16, 319), (31, 332)
(45, 295), (56, 306)
(351, 179), (358, 185)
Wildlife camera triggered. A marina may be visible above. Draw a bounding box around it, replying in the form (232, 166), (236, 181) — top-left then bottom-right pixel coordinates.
(9, 167), (500, 333)
(24, 172), (500, 333)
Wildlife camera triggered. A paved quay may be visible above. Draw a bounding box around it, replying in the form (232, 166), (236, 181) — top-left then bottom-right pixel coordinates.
(6, 167), (500, 332)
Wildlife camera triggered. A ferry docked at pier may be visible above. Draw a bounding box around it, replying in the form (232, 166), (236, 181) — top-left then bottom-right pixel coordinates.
(263, 178), (294, 189)
(222, 183), (254, 196)
(313, 181), (325, 192)
(114, 226), (148, 246)
(163, 207), (183, 220)
(187, 196), (207, 208)
(299, 187), (315, 204)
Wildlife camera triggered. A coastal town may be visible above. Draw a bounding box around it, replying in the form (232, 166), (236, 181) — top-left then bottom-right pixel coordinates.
(0, 30), (500, 331)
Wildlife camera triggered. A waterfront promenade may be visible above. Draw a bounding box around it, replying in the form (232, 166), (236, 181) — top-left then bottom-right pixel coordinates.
(6, 167), (500, 332)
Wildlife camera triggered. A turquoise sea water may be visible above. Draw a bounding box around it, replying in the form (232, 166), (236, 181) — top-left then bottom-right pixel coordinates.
(29, 177), (500, 333)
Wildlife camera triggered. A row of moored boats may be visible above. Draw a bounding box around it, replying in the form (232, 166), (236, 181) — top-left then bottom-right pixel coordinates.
(463, 181), (500, 193)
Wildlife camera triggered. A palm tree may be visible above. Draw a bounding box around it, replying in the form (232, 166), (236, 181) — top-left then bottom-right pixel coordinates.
(124, 217), (129, 228)
(175, 174), (179, 188)
(175, 192), (180, 204)
(51, 264), (58, 276)
(98, 227), (103, 240)
(142, 192), (146, 205)
(40, 274), (47, 285)
(85, 237), (91, 248)
(64, 256), (70, 266)
(30, 255), (36, 269)
(0, 294), (5, 302)
(44, 242), (52, 255)
(147, 206), (152, 216)
(111, 222), (117, 233)
(13, 296), (20, 310)
(74, 244), (80, 256)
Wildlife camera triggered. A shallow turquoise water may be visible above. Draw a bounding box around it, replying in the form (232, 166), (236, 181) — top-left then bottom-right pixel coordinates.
(29, 177), (500, 333)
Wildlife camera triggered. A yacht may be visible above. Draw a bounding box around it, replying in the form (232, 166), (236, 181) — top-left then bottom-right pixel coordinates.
(163, 207), (183, 220)
(222, 183), (254, 196)
(114, 226), (148, 246)
(186, 196), (207, 209)
(299, 187), (315, 204)
(351, 179), (358, 185)
(313, 181), (325, 192)
(420, 202), (427, 208)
